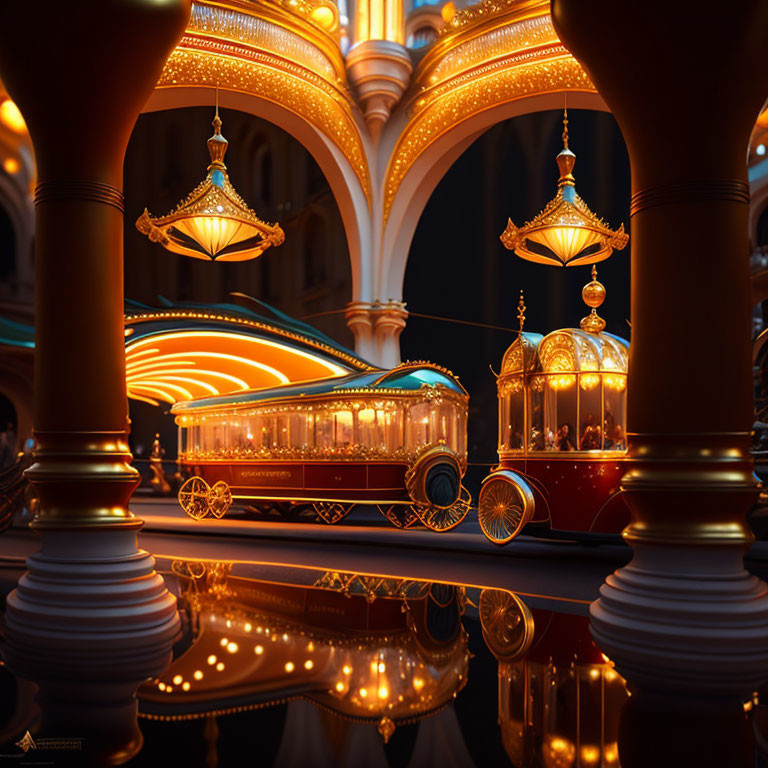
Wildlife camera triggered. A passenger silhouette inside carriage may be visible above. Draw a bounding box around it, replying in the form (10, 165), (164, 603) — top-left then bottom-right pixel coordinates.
(580, 414), (601, 450)
(556, 423), (575, 451)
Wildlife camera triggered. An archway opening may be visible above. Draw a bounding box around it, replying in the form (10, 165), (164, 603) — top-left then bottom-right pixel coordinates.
(400, 109), (631, 491)
(123, 106), (354, 448)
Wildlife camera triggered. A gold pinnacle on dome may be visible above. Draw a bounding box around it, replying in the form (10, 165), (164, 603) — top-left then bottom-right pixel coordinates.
(580, 264), (607, 333)
(517, 290), (526, 332)
(136, 96), (284, 262)
(500, 109), (629, 267)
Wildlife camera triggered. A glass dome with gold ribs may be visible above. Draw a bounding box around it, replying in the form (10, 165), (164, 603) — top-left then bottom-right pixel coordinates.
(136, 108), (284, 262)
(496, 276), (628, 457)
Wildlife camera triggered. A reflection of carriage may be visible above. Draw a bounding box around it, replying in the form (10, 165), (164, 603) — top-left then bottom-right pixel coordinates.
(141, 562), (469, 743)
(478, 589), (627, 767)
(175, 362), (471, 531)
(478, 275), (630, 544)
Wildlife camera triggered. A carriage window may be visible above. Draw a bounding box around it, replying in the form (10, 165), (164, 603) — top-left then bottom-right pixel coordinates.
(603, 379), (626, 451)
(543, 377), (578, 452)
(498, 381), (525, 452)
(578, 378), (603, 451)
(528, 383), (545, 451)
(176, 389), (466, 462)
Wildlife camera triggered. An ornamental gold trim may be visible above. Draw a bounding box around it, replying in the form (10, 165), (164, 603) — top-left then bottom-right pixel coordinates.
(158, 34), (370, 201)
(194, 1), (345, 80)
(384, 54), (593, 222)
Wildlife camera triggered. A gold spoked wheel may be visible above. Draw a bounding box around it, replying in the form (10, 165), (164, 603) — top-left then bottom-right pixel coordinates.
(378, 504), (420, 529)
(178, 476), (211, 520)
(313, 502), (351, 525)
(478, 471), (535, 544)
(209, 481), (233, 519)
(478, 589), (534, 661)
(416, 485), (472, 532)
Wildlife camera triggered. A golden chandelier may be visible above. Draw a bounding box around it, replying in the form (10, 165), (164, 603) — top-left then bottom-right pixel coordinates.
(136, 107), (284, 262)
(500, 110), (628, 267)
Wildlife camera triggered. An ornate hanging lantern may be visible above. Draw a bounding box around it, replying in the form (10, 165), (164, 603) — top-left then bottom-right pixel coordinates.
(500, 110), (628, 267)
(136, 107), (284, 262)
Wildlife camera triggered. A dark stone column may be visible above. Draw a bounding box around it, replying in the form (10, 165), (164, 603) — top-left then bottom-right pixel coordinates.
(552, 0), (768, 695)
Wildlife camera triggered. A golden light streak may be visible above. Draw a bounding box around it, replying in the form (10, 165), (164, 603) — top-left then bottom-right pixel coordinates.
(127, 366), (249, 390)
(128, 331), (348, 377)
(127, 384), (177, 404)
(128, 392), (161, 406)
(125, 347), (160, 363)
(139, 375), (220, 397)
(127, 350), (289, 385)
(127, 380), (195, 400)
(126, 359), (197, 374)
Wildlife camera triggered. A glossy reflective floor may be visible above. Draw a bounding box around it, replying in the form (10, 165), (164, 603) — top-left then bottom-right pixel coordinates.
(1, 508), (768, 767)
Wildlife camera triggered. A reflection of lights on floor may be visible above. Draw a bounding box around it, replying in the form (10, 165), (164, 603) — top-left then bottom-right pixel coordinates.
(285, 662), (295, 673)
(255, 645), (264, 655)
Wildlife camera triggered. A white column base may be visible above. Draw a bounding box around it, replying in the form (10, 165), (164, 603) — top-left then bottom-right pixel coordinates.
(590, 538), (768, 697)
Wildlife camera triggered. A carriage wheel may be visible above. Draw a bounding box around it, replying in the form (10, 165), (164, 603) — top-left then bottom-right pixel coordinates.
(178, 476), (211, 520)
(209, 481), (233, 519)
(313, 502), (351, 525)
(478, 589), (534, 661)
(477, 471), (535, 545)
(416, 485), (471, 532)
(378, 504), (420, 529)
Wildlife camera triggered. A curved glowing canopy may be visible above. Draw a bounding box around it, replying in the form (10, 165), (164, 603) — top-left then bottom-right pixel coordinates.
(125, 299), (372, 406)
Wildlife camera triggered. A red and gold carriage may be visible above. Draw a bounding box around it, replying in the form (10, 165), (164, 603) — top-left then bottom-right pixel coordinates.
(175, 362), (471, 531)
(478, 273), (630, 544)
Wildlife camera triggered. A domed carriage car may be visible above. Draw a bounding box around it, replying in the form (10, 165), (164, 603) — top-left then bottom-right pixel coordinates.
(175, 362), (471, 531)
(478, 278), (630, 544)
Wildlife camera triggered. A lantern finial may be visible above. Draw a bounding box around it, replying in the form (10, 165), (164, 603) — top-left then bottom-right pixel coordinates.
(580, 265), (607, 333)
(517, 290), (526, 332)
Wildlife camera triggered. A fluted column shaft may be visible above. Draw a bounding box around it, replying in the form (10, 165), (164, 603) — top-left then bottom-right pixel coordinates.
(552, 0), (768, 695)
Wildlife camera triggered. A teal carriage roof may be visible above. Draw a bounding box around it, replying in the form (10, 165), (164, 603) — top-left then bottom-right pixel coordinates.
(171, 362), (467, 413)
